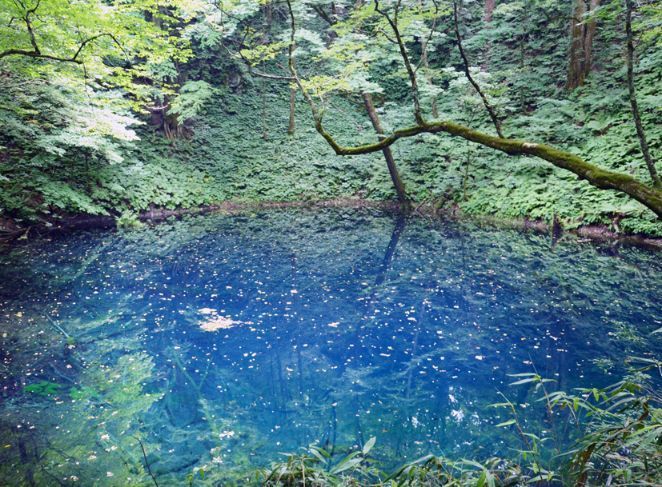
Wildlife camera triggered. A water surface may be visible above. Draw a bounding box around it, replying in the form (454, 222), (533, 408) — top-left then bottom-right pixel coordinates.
(0, 209), (660, 485)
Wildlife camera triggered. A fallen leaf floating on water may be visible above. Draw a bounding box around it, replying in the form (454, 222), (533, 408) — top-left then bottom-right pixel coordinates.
(198, 307), (217, 315)
(219, 430), (235, 440)
(450, 409), (465, 423)
(199, 316), (242, 332)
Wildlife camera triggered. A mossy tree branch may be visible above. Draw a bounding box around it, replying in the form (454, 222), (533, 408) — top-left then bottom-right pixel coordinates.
(317, 120), (662, 217)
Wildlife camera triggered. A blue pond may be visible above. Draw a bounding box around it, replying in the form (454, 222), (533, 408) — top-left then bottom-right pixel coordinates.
(0, 209), (660, 485)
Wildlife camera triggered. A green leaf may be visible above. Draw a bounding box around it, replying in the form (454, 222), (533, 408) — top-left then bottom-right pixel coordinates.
(495, 419), (516, 427)
(362, 436), (376, 455)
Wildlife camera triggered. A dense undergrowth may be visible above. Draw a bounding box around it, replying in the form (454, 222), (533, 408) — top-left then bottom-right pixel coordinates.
(256, 363), (662, 486)
(1, 1), (660, 236)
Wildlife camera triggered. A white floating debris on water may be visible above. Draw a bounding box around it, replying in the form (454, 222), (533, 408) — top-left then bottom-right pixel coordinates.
(199, 316), (242, 332)
(198, 308), (217, 315)
(450, 409), (465, 423)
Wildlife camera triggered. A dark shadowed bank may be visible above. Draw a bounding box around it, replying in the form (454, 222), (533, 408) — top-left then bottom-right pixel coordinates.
(1, 199), (660, 250)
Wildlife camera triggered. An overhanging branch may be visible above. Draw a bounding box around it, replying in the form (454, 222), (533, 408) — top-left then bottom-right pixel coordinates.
(0, 33), (124, 64)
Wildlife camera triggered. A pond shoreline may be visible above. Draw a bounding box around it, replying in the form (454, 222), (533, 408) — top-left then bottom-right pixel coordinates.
(1, 198), (660, 249)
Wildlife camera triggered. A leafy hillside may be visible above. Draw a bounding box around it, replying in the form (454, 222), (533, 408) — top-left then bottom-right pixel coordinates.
(0, 0), (660, 235)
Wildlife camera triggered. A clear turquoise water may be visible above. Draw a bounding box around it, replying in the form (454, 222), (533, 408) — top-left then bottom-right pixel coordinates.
(0, 209), (660, 485)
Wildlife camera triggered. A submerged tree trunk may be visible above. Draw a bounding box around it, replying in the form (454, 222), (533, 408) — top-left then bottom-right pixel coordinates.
(374, 215), (406, 286)
(362, 93), (409, 204)
(625, 0), (659, 187)
(566, 0), (601, 89)
(288, 87), (296, 136)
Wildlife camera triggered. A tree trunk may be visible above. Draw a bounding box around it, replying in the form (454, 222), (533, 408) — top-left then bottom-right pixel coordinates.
(625, 0), (659, 187)
(418, 0), (438, 118)
(567, 0), (587, 89)
(583, 0), (600, 74)
(288, 87), (296, 136)
(362, 93), (409, 204)
(420, 46), (439, 118)
(566, 0), (601, 89)
(262, 1), (273, 44)
(482, 0), (496, 73)
(484, 0), (496, 22)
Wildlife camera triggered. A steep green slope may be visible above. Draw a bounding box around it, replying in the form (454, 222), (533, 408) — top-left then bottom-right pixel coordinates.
(1, 0), (660, 236)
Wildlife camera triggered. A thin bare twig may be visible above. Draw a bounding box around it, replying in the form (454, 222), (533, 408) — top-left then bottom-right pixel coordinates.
(453, 0), (503, 138)
(374, 0), (425, 124)
(134, 436), (159, 487)
(625, 0), (659, 187)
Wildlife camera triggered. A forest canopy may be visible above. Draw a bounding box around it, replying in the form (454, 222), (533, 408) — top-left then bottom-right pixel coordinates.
(0, 0), (660, 234)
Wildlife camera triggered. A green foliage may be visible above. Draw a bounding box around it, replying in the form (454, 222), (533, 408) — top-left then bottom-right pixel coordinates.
(0, 0), (192, 95)
(0, 0), (660, 234)
(260, 442), (526, 486)
(169, 80), (216, 123)
(258, 359), (662, 486)
(69, 386), (97, 401)
(11, 352), (162, 484)
(116, 210), (144, 229)
(23, 380), (60, 397)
